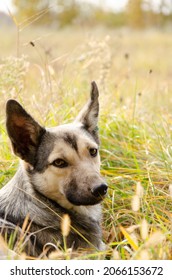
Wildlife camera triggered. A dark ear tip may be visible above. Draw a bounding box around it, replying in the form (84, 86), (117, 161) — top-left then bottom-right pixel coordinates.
(6, 99), (22, 114)
(6, 99), (19, 108)
(91, 81), (96, 87)
(91, 81), (99, 100)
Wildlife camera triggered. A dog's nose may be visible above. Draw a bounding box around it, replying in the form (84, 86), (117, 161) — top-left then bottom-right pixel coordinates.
(91, 184), (108, 197)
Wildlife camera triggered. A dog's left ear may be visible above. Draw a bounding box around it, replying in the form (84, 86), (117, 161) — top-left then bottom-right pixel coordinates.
(6, 100), (45, 166)
(75, 81), (99, 142)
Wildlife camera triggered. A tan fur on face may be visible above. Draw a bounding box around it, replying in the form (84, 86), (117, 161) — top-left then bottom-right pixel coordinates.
(32, 123), (104, 218)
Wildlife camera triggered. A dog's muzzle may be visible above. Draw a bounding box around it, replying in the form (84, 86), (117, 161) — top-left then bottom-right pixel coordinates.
(91, 183), (108, 198)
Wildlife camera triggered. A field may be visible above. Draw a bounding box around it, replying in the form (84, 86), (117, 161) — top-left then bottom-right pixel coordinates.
(0, 25), (172, 259)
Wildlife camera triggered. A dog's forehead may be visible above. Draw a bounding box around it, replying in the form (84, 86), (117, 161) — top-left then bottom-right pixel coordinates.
(47, 122), (82, 134)
(47, 123), (96, 145)
(34, 122), (97, 172)
(46, 123), (98, 161)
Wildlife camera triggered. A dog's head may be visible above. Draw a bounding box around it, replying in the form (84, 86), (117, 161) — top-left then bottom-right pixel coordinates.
(6, 82), (108, 208)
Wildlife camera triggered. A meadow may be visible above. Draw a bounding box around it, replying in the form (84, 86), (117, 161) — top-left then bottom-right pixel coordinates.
(0, 25), (172, 259)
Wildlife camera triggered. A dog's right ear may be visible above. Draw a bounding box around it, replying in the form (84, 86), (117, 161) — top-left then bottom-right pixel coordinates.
(6, 100), (45, 166)
(75, 81), (99, 143)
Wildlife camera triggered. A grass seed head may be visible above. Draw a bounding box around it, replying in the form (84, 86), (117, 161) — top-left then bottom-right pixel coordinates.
(144, 231), (165, 248)
(61, 214), (71, 237)
(131, 195), (140, 212)
(112, 249), (121, 260)
(140, 219), (149, 240)
(169, 184), (172, 197)
(136, 182), (144, 198)
(139, 249), (150, 260)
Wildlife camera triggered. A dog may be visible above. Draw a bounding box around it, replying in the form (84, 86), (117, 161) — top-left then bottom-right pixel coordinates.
(0, 81), (108, 257)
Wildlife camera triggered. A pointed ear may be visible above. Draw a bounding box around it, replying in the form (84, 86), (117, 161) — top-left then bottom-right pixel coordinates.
(6, 100), (45, 166)
(75, 81), (99, 143)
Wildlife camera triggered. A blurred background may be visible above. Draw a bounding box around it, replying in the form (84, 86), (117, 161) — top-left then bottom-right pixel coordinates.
(1, 0), (172, 30)
(0, 0), (172, 120)
(0, 0), (172, 129)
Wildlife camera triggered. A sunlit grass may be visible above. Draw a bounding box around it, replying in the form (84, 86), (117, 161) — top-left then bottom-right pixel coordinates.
(0, 25), (172, 259)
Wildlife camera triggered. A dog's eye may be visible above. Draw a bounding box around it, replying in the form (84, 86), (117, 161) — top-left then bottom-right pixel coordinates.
(52, 159), (68, 168)
(89, 148), (98, 157)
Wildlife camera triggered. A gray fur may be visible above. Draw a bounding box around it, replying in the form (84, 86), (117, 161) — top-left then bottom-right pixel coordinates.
(63, 133), (78, 153)
(0, 82), (107, 257)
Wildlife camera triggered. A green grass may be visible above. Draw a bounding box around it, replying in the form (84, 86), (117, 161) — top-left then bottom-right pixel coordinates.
(0, 25), (172, 259)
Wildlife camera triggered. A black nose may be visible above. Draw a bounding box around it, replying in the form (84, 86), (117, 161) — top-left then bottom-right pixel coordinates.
(91, 184), (108, 197)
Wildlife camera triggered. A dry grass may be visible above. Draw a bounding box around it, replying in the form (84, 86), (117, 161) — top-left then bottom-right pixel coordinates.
(0, 24), (172, 259)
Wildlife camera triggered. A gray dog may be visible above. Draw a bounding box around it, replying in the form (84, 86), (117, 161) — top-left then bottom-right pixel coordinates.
(0, 82), (108, 256)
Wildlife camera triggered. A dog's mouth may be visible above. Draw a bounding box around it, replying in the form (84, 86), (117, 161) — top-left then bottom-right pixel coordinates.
(67, 196), (104, 206)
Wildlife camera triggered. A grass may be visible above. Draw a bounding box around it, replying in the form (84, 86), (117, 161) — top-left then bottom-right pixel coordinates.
(0, 24), (172, 259)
